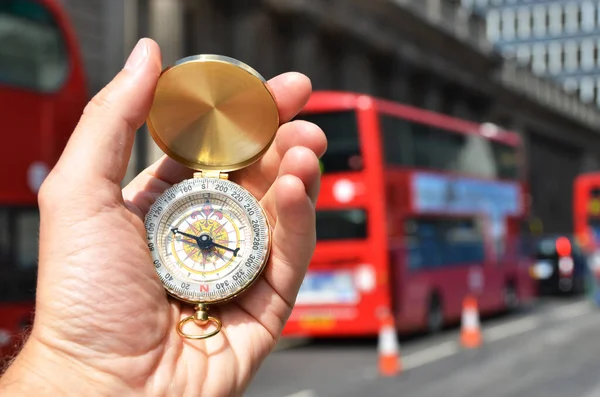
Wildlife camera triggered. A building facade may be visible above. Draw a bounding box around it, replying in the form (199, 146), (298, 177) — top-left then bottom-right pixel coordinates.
(463, 0), (600, 106)
(59, 0), (600, 234)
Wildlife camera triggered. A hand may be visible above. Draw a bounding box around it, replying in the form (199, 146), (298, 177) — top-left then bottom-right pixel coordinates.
(0, 38), (326, 397)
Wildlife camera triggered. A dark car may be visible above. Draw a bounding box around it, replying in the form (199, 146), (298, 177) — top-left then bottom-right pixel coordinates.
(530, 235), (588, 295)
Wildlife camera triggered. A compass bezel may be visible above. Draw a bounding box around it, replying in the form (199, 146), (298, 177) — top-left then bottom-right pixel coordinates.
(144, 177), (271, 305)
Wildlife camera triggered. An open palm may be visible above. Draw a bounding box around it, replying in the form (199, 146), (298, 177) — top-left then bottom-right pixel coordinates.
(5, 39), (325, 397)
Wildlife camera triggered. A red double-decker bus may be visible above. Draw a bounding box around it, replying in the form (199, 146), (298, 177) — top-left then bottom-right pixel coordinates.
(283, 91), (535, 337)
(0, 0), (87, 361)
(574, 173), (600, 251)
(574, 173), (600, 270)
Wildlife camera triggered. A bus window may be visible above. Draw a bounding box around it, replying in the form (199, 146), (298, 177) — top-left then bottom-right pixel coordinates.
(0, 207), (39, 302)
(378, 115), (414, 166)
(491, 141), (519, 180)
(0, 207), (39, 270)
(294, 111), (362, 173)
(378, 113), (519, 180)
(316, 209), (367, 241)
(405, 217), (485, 271)
(0, 0), (68, 92)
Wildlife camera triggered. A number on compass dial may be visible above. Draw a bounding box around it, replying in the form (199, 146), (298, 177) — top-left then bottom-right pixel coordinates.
(147, 178), (270, 303)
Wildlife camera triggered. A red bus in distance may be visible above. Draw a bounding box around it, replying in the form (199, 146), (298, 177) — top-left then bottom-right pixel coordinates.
(283, 91), (535, 337)
(574, 173), (600, 271)
(0, 0), (87, 361)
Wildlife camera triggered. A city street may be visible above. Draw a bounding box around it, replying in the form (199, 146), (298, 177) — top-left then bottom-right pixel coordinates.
(246, 297), (600, 397)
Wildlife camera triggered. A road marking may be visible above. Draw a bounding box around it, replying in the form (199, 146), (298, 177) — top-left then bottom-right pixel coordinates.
(550, 301), (594, 321)
(403, 341), (459, 370)
(283, 389), (317, 397)
(483, 317), (541, 342)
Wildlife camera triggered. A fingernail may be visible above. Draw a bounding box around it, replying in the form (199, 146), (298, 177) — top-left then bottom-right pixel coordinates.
(124, 39), (148, 71)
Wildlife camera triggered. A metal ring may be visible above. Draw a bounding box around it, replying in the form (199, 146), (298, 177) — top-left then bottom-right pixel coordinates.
(177, 315), (222, 340)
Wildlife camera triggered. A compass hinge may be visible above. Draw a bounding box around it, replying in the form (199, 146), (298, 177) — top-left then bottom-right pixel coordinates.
(194, 171), (229, 180)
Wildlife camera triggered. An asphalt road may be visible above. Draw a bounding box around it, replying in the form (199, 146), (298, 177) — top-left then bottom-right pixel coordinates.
(245, 296), (600, 397)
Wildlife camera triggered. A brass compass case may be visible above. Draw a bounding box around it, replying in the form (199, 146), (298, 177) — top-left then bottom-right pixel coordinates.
(146, 54), (279, 172)
(144, 55), (279, 339)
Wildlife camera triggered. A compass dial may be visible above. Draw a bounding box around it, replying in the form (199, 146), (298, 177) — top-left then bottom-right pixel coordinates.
(145, 178), (270, 304)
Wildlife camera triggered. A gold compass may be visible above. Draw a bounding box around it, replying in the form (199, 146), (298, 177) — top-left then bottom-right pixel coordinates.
(144, 55), (279, 339)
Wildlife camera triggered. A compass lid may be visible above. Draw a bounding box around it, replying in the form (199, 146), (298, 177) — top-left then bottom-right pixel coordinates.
(146, 55), (279, 172)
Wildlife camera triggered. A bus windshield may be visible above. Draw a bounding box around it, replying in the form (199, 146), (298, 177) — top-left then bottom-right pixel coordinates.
(316, 209), (367, 241)
(294, 111), (362, 174)
(379, 114), (520, 180)
(0, 0), (68, 91)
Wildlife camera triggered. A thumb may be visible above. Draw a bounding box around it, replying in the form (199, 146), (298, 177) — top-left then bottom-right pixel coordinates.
(50, 38), (162, 194)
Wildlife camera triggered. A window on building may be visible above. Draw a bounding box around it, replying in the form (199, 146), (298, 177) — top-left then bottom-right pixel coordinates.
(533, 5), (547, 36)
(502, 45), (515, 58)
(580, 77), (595, 103)
(548, 42), (562, 73)
(502, 8), (516, 40)
(563, 78), (578, 93)
(582, 39), (595, 70)
(549, 3), (563, 35)
(564, 41), (579, 72)
(532, 43), (547, 74)
(487, 10), (501, 42)
(565, 2), (580, 34)
(517, 8), (531, 38)
(581, 1), (594, 31)
(516, 45), (531, 65)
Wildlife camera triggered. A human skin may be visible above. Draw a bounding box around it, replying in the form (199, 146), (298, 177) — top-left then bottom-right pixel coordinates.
(0, 38), (326, 397)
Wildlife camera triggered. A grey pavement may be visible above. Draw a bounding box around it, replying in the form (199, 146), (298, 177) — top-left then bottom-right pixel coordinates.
(246, 297), (600, 397)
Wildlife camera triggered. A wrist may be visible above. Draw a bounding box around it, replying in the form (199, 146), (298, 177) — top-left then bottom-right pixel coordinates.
(0, 337), (128, 397)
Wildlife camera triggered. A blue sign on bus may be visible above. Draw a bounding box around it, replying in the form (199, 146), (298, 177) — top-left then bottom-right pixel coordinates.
(411, 172), (522, 217)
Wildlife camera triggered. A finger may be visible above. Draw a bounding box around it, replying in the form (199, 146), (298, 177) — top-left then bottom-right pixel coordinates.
(232, 120), (326, 200)
(235, 174), (317, 337)
(268, 72), (312, 123)
(52, 38), (162, 190)
(259, 146), (321, 227)
(122, 155), (194, 217)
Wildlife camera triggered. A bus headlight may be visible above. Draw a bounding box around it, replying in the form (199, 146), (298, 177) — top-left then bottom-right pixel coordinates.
(354, 264), (375, 292)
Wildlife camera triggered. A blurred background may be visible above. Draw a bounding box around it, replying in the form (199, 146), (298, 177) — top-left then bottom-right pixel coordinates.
(4, 0), (600, 396)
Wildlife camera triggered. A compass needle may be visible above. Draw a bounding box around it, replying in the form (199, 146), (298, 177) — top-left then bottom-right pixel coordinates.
(145, 54), (276, 340)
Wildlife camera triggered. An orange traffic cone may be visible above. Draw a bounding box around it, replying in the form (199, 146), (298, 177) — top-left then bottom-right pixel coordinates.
(378, 309), (401, 376)
(460, 295), (482, 348)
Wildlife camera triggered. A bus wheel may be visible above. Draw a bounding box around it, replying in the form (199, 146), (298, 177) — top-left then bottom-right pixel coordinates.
(427, 294), (443, 334)
(503, 282), (519, 312)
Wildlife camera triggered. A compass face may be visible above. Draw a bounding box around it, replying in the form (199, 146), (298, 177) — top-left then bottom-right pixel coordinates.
(145, 178), (270, 304)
